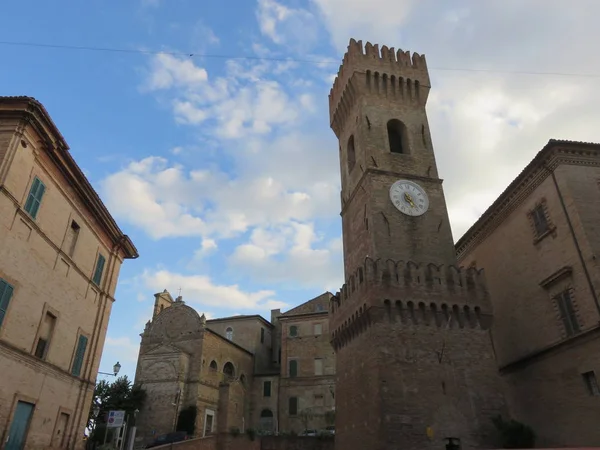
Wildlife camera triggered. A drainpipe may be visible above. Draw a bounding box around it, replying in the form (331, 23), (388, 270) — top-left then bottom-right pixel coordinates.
(545, 163), (600, 316)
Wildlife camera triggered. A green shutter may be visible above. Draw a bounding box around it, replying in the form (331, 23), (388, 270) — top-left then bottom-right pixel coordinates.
(289, 360), (297, 377)
(24, 177), (46, 219)
(72, 334), (88, 377)
(92, 254), (106, 285)
(0, 279), (15, 329)
(263, 381), (271, 397)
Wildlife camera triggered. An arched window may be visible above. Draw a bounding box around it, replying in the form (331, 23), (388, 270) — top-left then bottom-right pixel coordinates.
(387, 119), (406, 154)
(347, 135), (356, 172)
(209, 360), (217, 372)
(259, 409), (274, 432)
(225, 327), (233, 340)
(223, 362), (235, 378)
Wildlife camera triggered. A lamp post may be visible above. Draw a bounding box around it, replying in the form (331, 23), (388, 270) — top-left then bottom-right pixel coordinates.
(98, 361), (121, 377)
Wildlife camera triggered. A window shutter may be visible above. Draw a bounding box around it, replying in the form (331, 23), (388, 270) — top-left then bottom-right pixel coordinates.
(93, 254), (106, 285)
(72, 335), (88, 377)
(0, 280), (14, 328)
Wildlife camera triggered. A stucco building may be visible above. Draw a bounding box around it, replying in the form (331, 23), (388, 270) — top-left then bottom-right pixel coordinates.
(0, 96), (138, 449)
(134, 291), (335, 444)
(456, 139), (600, 447)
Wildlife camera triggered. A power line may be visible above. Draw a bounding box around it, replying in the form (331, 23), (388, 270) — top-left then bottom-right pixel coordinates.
(2, 39), (600, 79)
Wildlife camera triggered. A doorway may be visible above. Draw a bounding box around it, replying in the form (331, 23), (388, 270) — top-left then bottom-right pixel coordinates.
(6, 401), (35, 450)
(52, 412), (70, 448)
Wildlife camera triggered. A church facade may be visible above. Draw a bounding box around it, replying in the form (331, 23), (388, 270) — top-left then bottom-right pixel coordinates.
(133, 290), (335, 444)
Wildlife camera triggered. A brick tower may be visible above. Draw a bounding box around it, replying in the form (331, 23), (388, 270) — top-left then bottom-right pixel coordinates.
(329, 39), (506, 450)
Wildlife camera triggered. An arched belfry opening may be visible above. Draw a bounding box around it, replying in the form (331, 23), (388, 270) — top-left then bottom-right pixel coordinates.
(387, 119), (407, 154)
(347, 135), (356, 172)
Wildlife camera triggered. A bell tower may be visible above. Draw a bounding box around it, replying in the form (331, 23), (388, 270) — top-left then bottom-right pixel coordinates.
(329, 39), (506, 450)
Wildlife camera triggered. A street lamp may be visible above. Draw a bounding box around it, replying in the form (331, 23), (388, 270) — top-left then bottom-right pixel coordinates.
(98, 361), (121, 377)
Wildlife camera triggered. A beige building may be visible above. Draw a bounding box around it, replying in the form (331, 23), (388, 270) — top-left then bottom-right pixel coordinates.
(0, 96), (138, 450)
(134, 291), (335, 444)
(456, 139), (600, 447)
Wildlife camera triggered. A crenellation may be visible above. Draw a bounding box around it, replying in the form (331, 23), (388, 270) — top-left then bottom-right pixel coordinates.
(329, 257), (493, 333)
(329, 38), (431, 132)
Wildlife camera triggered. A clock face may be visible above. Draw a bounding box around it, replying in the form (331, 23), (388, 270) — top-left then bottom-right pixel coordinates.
(389, 180), (429, 216)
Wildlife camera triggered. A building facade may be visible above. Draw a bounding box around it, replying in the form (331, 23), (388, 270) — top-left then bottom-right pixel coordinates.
(134, 291), (335, 445)
(456, 139), (600, 447)
(0, 96), (138, 449)
(327, 39), (506, 450)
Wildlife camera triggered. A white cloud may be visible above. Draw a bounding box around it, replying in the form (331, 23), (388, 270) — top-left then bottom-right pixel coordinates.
(256, 0), (320, 50)
(104, 337), (140, 364)
(140, 269), (288, 310)
(230, 222), (343, 292)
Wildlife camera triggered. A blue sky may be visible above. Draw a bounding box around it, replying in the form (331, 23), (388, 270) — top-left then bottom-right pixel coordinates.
(2, 0), (600, 382)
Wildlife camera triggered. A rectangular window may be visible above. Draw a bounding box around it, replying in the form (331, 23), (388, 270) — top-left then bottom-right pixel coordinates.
(24, 176), (46, 219)
(314, 323), (322, 336)
(314, 358), (323, 376)
(289, 359), (298, 377)
(0, 279), (15, 330)
(71, 334), (88, 377)
(556, 290), (580, 336)
(289, 325), (298, 337)
(583, 371), (600, 396)
(34, 312), (57, 360)
(261, 327), (265, 343)
(289, 397), (298, 416)
(531, 204), (549, 236)
(65, 220), (80, 257)
(92, 254), (106, 286)
(263, 381), (272, 397)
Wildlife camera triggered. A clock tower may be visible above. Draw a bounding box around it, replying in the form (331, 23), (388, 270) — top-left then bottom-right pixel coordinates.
(329, 39), (506, 450)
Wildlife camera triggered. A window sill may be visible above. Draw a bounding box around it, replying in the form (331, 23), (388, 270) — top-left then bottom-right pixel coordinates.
(533, 226), (557, 245)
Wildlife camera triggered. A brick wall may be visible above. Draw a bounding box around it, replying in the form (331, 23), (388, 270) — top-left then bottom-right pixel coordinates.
(0, 100), (132, 449)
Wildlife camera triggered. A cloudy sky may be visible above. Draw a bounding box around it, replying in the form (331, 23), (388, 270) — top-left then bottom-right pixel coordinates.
(2, 0), (600, 381)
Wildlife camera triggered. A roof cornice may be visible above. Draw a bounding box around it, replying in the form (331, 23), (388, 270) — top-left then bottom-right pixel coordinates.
(455, 139), (600, 258)
(0, 96), (138, 259)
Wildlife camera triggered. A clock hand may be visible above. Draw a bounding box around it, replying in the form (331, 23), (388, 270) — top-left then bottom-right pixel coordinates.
(404, 192), (415, 207)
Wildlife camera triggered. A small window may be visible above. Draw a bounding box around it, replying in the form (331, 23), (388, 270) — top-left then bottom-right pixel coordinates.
(260, 327), (265, 344)
(289, 325), (298, 337)
(314, 323), (322, 336)
(66, 220), (81, 257)
(314, 358), (323, 376)
(289, 397), (298, 416)
(555, 289), (580, 336)
(531, 203), (549, 237)
(315, 304), (324, 312)
(583, 371), (600, 396)
(289, 360), (298, 377)
(92, 254), (106, 286)
(387, 119), (406, 154)
(0, 279), (15, 330)
(24, 176), (46, 219)
(209, 360), (218, 371)
(71, 334), (88, 377)
(34, 312), (57, 360)
(263, 381), (272, 397)
(226, 327), (233, 340)
(347, 135), (356, 172)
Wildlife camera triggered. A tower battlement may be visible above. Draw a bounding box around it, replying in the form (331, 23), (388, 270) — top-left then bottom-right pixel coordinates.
(329, 38), (430, 133)
(329, 258), (493, 348)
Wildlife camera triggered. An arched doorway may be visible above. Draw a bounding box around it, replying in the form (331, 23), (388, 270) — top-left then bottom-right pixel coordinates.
(259, 409), (274, 433)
